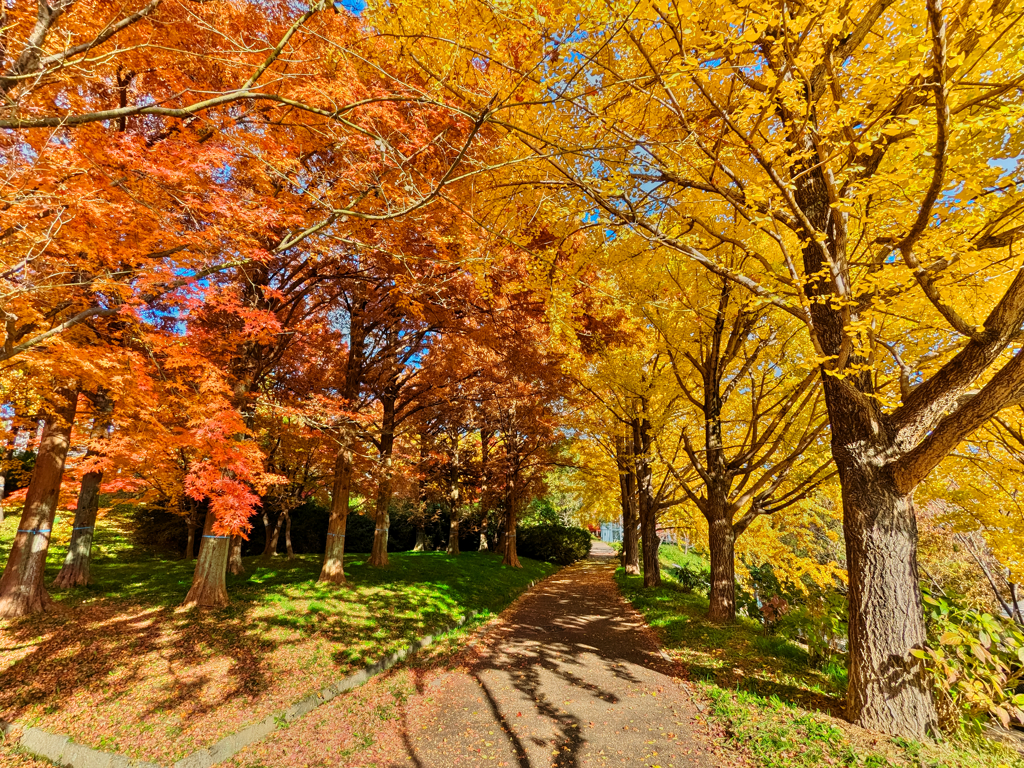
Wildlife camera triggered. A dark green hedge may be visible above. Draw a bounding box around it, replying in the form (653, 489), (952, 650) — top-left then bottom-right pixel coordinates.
(516, 523), (592, 565)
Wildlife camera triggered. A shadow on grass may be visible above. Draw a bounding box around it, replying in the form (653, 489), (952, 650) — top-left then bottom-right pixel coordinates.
(0, 544), (555, 759)
(614, 569), (846, 719)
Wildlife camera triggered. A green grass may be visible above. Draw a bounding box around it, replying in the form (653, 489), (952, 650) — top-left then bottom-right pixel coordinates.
(617, 545), (1024, 768)
(0, 511), (558, 763)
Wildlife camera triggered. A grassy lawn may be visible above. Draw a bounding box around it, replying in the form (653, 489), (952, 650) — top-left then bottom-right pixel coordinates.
(616, 547), (1024, 768)
(0, 512), (557, 764)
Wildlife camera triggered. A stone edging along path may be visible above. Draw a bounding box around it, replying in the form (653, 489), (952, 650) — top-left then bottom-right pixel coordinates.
(0, 577), (541, 768)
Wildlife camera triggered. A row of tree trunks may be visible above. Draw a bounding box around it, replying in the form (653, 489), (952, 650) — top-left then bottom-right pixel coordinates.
(0, 386), (79, 617)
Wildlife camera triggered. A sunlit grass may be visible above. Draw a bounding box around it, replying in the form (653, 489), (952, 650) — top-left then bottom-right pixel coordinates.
(616, 546), (1024, 768)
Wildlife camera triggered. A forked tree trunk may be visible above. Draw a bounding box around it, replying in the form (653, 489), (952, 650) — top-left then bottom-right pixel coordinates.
(615, 435), (641, 575)
(501, 494), (521, 568)
(284, 511), (293, 558)
(0, 387), (78, 617)
(842, 458), (937, 736)
(228, 535), (245, 575)
(263, 511), (284, 558)
(51, 469), (102, 589)
(182, 513), (230, 608)
(320, 446), (352, 583)
(707, 514), (737, 623)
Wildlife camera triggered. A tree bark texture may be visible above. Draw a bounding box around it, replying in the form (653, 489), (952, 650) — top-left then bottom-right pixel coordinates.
(0, 386), (78, 617)
(615, 434), (640, 575)
(501, 492), (521, 568)
(182, 512), (230, 608)
(319, 446), (352, 584)
(707, 514), (737, 623)
(369, 392), (396, 568)
(320, 287), (365, 582)
(840, 450), (937, 735)
(228, 535), (245, 575)
(53, 395), (112, 590)
(262, 510), (284, 558)
(632, 415), (660, 587)
(446, 438), (461, 556)
(413, 524), (429, 552)
(284, 511), (293, 558)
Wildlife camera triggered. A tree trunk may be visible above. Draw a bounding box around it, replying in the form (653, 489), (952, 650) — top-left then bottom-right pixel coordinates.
(447, 512), (460, 556)
(632, 416), (660, 587)
(185, 520), (198, 561)
(369, 392), (396, 568)
(0, 386), (78, 617)
(51, 468), (102, 589)
(320, 446), (352, 583)
(284, 511), (293, 558)
(263, 511), (284, 558)
(182, 512), (230, 608)
(501, 492), (521, 568)
(615, 435), (640, 575)
(228, 535), (245, 575)
(53, 395), (112, 590)
(413, 523), (428, 552)
(707, 514), (736, 623)
(446, 440), (460, 556)
(842, 459), (937, 737)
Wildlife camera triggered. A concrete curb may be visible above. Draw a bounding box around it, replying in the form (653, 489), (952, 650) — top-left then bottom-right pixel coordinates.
(0, 595), (533, 768)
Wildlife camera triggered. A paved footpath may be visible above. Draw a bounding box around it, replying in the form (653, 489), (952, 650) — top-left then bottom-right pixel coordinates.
(393, 542), (715, 768)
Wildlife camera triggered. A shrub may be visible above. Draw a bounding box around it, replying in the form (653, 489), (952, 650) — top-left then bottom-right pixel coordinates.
(914, 591), (1024, 733)
(777, 591), (848, 668)
(671, 560), (711, 593)
(517, 523), (591, 565)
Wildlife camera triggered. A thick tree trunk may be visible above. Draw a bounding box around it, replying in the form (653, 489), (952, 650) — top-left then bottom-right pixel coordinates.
(228, 535), (245, 575)
(616, 435), (641, 575)
(842, 459), (937, 737)
(501, 493), (521, 568)
(284, 511), (293, 558)
(707, 514), (736, 623)
(182, 513), (230, 608)
(51, 469), (102, 589)
(0, 391), (77, 618)
(320, 446), (352, 583)
(0, 387), (78, 617)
